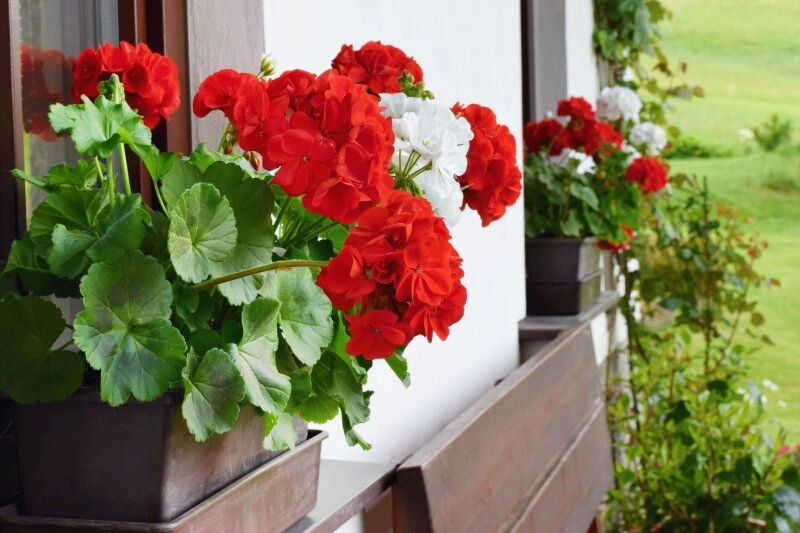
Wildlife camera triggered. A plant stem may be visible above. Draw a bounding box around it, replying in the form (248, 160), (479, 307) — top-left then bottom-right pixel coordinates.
(193, 259), (329, 291)
(152, 177), (169, 218)
(106, 157), (116, 207)
(95, 157), (114, 207)
(118, 144), (131, 195)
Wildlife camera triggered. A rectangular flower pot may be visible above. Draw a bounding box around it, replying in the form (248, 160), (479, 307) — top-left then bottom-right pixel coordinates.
(0, 430), (326, 533)
(524, 237), (601, 280)
(525, 237), (603, 315)
(12, 388), (308, 523)
(526, 270), (602, 316)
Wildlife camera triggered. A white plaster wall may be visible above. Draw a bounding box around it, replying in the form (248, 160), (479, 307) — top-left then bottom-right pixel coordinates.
(264, 0), (526, 465)
(565, 0), (600, 103)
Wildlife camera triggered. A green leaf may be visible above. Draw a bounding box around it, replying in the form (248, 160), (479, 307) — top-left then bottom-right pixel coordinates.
(89, 194), (149, 263)
(385, 353), (411, 388)
(263, 411), (299, 451)
(47, 224), (95, 278)
(29, 188), (109, 257)
(48, 160), (101, 189)
(296, 351), (370, 433)
(775, 486), (800, 523)
(205, 163), (273, 305)
(168, 183), (238, 283)
(188, 143), (258, 177)
(161, 159), (204, 208)
(129, 144), (177, 179)
(286, 369), (312, 409)
(14, 161), (101, 192)
(11, 168), (49, 190)
(73, 250), (187, 405)
(181, 348), (245, 441)
(0, 296), (84, 403)
(49, 95), (151, 158)
(229, 297), (291, 415)
(329, 313), (368, 381)
(163, 160), (274, 305)
(3, 234), (79, 296)
(561, 209), (582, 237)
(570, 182), (600, 210)
(276, 268), (333, 366)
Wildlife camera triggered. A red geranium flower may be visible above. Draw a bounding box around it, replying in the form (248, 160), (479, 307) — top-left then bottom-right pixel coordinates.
(452, 103), (522, 226)
(317, 190), (466, 358)
(71, 41), (180, 129)
(598, 225), (635, 252)
(557, 96), (595, 123)
(626, 156), (668, 193)
(523, 118), (564, 154)
(345, 310), (408, 360)
(332, 41), (423, 95)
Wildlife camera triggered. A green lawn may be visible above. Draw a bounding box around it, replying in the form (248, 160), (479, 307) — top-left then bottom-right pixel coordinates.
(660, 0), (800, 440)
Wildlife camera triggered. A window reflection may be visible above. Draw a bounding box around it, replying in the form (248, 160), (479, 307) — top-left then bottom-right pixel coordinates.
(19, 0), (119, 219)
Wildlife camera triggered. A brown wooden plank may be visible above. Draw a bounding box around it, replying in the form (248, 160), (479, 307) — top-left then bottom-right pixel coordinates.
(509, 402), (613, 533)
(394, 322), (603, 532)
(0, 0), (24, 259)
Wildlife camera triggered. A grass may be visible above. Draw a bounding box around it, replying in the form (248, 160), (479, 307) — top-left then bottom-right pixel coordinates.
(659, 0), (800, 440)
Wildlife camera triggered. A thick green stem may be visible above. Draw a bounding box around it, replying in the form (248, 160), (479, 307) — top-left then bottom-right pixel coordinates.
(193, 259), (329, 291)
(119, 144), (132, 195)
(106, 157), (116, 207)
(95, 157), (114, 207)
(152, 177), (169, 218)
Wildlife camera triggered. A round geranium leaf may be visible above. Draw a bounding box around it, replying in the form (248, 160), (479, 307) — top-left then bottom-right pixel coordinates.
(0, 296), (84, 403)
(168, 183), (238, 283)
(73, 250), (186, 406)
(181, 348), (245, 442)
(229, 297), (291, 415)
(276, 268), (333, 366)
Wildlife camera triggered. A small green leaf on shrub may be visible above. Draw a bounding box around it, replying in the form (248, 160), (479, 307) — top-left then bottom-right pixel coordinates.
(230, 297), (291, 415)
(182, 348), (245, 441)
(73, 250), (186, 405)
(0, 296), (84, 403)
(168, 183), (238, 283)
(263, 411), (299, 451)
(49, 95), (150, 158)
(275, 268), (333, 366)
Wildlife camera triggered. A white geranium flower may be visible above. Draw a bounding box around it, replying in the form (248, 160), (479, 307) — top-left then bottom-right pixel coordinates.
(630, 122), (667, 154)
(416, 168), (464, 227)
(597, 86), (642, 122)
(379, 93), (473, 228)
(550, 149), (596, 176)
(621, 142), (641, 166)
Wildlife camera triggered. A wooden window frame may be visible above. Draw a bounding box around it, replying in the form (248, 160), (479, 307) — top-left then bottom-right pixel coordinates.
(0, 0), (192, 257)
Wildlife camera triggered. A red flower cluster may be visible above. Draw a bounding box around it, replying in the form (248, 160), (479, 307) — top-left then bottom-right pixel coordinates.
(71, 41), (180, 129)
(21, 44), (74, 141)
(317, 190), (466, 359)
(332, 41), (423, 95)
(598, 225), (634, 252)
(523, 96), (623, 158)
(193, 68), (396, 224)
(452, 103), (522, 226)
(625, 156), (668, 193)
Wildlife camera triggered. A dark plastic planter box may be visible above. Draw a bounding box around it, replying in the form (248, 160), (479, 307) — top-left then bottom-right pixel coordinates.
(0, 431), (326, 533)
(525, 237), (603, 315)
(12, 389), (308, 523)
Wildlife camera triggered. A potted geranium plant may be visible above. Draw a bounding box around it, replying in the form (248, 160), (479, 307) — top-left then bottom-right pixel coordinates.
(522, 87), (668, 315)
(0, 40), (521, 527)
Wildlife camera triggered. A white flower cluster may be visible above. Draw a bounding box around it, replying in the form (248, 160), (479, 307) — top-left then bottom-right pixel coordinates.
(597, 86), (642, 123)
(380, 93), (473, 227)
(629, 122), (667, 154)
(550, 149), (596, 176)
